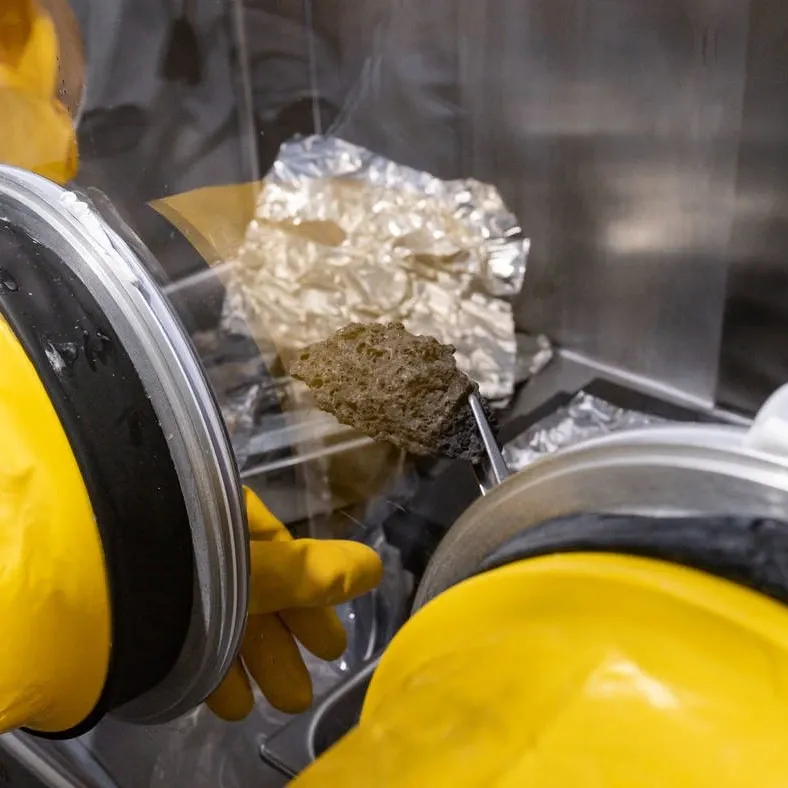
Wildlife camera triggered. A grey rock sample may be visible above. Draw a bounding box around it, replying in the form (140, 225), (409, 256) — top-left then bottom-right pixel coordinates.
(290, 322), (494, 462)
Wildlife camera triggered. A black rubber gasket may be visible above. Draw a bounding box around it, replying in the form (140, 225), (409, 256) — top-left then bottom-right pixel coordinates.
(474, 512), (788, 606)
(0, 220), (194, 738)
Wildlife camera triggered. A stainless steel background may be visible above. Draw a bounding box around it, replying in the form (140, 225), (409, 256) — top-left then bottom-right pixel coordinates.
(303, 0), (788, 410)
(718, 1), (788, 413)
(457, 0), (748, 404)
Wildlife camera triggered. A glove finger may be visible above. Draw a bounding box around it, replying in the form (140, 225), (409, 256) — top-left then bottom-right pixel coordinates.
(205, 658), (254, 722)
(244, 486), (290, 543)
(280, 606), (348, 662)
(243, 613), (313, 714)
(249, 539), (383, 615)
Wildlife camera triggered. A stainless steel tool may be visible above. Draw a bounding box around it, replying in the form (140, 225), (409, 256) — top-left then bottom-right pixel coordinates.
(468, 392), (510, 494)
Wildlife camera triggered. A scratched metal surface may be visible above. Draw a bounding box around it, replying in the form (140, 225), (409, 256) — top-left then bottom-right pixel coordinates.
(718, 1), (788, 414)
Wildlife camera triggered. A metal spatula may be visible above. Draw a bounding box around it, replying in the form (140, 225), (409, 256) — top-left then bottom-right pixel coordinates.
(468, 392), (510, 494)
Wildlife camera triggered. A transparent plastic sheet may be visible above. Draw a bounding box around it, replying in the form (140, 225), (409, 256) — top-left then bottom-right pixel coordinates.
(3, 4), (508, 787)
(334, 523), (412, 672)
(503, 391), (669, 472)
(191, 328), (282, 469)
(152, 135), (529, 475)
(221, 135), (529, 406)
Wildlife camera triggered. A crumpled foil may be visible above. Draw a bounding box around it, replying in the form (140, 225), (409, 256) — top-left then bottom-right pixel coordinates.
(222, 135), (529, 402)
(504, 392), (667, 472)
(515, 333), (553, 385)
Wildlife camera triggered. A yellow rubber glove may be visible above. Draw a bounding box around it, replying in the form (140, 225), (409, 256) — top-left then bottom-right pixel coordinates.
(0, 0), (78, 183)
(206, 487), (384, 719)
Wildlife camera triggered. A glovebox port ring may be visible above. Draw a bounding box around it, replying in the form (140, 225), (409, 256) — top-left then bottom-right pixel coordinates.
(0, 220), (194, 739)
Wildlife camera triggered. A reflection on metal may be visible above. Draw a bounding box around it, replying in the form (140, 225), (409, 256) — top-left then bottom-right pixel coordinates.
(469, 392), (509, 494)
(0, 733), (117, 788)
(475, 0), (747, 402)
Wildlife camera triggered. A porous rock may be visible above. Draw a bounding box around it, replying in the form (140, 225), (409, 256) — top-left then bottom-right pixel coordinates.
(290, 322), (494, 462)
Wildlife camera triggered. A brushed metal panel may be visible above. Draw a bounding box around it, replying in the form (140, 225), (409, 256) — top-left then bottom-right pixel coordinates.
(457, 0), (749, 401)
(718, 0), (788, 413)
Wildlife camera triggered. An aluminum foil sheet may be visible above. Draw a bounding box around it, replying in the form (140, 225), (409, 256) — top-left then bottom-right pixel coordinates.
(503, 391), (668, 472)
(222, 135), (529, 402)
(515, 332), (553, 385)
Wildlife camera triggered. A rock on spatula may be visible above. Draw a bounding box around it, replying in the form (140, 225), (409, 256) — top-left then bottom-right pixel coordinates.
(290, 323), (509, 490)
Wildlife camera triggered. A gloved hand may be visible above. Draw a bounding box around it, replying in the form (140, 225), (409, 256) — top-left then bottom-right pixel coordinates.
(206, 487), (383, 718)
(0, 0), (78, 183)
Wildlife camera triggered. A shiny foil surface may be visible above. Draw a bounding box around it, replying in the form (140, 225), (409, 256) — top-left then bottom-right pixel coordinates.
(222, 135), (529, 402)
(503, 392), (667, 472)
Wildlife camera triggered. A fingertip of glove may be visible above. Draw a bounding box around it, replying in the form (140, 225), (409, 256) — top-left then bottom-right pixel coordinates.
(312, 624), (347, 662)
(205, 660), (254, 722)
(243, 614), (315, 715)
(350, 543), (385, 590)
(308, 540), (384, 602)
(281, 606), (348, 662)
(268, 682), (313, 716)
